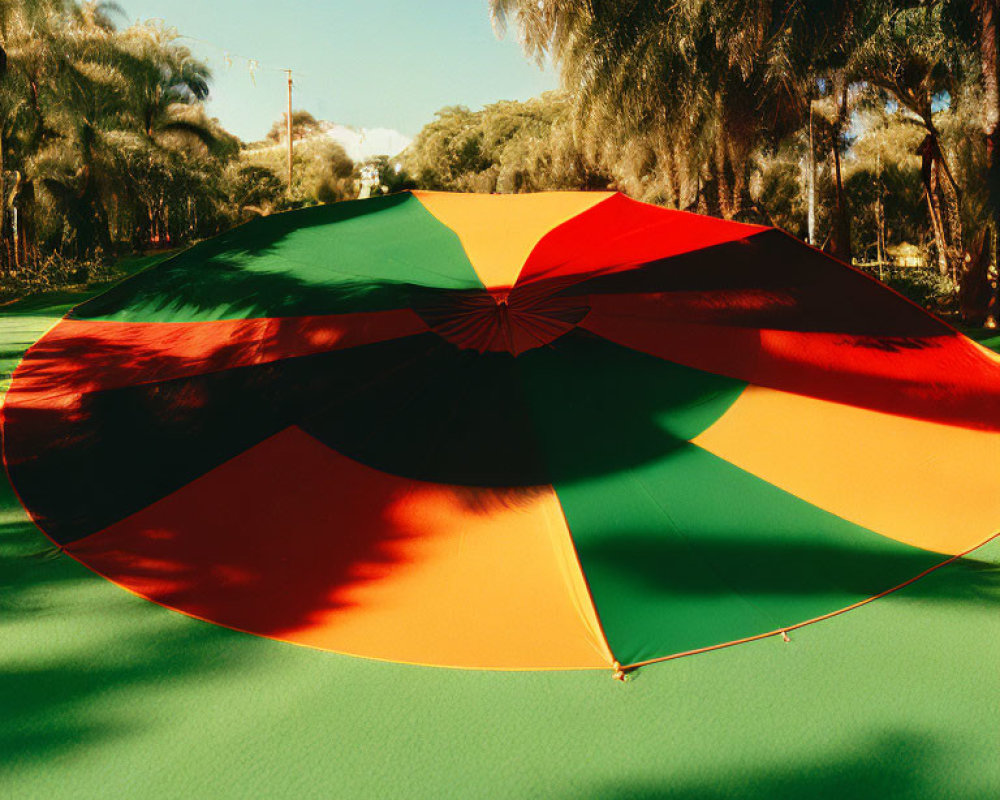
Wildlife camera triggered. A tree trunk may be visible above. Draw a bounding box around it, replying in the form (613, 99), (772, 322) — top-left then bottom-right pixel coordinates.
(807, 102), (816, 246)
(11, 205), (19, 272)
(828, 146), (852, 262)
(17, 181), (35, 271)
(713, 138), (734, 219)
(0, 43), (9, 273)
(980, 1), (1000, 245)
(826, 82), (852, 262)
(918, 131), (966, 282)
(132, 197), (148, 252)
(659, 144), (680, 209)
(939, 166), (964, 284)
(729, 139), (752, 220)
(979, 1), (1000, 325)
(673, 141), (696, 210)
(920, 143), (950, 276)
(0, 123), (5, 275)
(960, 228), (993, 324)
(699, 166), (723, 218)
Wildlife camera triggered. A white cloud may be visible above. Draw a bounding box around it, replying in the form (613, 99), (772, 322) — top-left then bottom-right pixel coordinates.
(319, 122), (411, 162)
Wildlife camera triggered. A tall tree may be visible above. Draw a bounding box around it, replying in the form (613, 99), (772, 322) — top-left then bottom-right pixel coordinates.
(0, 1), (240, 277)
(933, 0), (1000, 318)
(852, 4), (965, 278)
(491, 1), (858, 227)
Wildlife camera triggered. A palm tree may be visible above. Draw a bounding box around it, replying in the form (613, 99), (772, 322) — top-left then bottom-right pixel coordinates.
(924, 0), (1000, 317)
(852, 5), (967, 279)
(0, 1), (238, 272)
(0, 0), (120, 265)
(956, 0), (1000, 230)
(491, 1), (858, 225)
(110, 22), (228, 247)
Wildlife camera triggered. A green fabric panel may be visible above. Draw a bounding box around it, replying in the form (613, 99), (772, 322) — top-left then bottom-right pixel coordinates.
(551, 443), (944, 665)
(1, 301), (999, 799)
(518, 331), (747, 451)
(72, 194), (483, 322)
(519, 335), (944, 666)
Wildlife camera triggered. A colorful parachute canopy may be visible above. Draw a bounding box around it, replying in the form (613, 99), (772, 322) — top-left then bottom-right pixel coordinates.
(4, 190), (999, 671)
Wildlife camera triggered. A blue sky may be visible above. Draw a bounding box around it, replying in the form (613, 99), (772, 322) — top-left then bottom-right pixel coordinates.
(121, 1), (559, 142)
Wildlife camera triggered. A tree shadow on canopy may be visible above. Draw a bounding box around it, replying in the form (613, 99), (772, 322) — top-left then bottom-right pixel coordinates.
(3, 205), (999, 665)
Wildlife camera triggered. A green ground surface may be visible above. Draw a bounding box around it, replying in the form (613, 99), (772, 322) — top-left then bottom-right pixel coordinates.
(966, 328), (1000, 353)
(1, 280), (998, 799)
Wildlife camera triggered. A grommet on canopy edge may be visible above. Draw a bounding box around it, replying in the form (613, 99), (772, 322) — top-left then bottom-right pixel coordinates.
(612, 661), (628, 682)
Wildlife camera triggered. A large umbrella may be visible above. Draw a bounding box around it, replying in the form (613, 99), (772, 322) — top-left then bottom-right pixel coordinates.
(3, 190), (998, 674)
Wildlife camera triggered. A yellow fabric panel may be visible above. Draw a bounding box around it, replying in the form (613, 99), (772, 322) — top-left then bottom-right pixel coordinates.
(693, 385), (1000, 555)
(413, 190), (613, 288)
(302, 470), (615, 670)
(72, 426), (613, 670)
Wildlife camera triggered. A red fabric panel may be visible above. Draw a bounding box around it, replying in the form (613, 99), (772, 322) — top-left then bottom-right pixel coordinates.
(63, 425), (434, 644)
(5, 310), (429, 409)
(546, 229), (947, 338)
(515, 192), (767, 286)
(64, 426), (611, 669)
(582, 298), (1000, 431)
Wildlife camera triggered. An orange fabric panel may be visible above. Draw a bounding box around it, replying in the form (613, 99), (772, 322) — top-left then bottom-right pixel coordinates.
(693, 385), (1000, 554)
(67, 426), (613, 670)
(6, 312), (428, 409)
(413, 190), (612, 288)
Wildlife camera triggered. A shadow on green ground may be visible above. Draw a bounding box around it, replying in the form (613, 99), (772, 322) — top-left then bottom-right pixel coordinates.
(3, 493), (997, 798)
(0, 252), (174, 318)
(575, 731), (995, 800)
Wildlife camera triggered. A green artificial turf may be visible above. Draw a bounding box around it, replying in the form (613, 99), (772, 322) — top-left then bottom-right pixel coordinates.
(1, 293), (998, 799)
(962, 326), (1000, 354)
(0, 252), (173, 320)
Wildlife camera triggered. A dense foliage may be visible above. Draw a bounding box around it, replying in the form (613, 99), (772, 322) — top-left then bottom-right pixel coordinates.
(3, 0), (999, 323)
(401, 94), (609, 193)
(0, 1), (356, 295)
(409, 0), (1000, 322)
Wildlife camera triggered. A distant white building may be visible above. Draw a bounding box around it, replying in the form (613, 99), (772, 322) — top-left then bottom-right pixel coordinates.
(358, 164), (381, 199)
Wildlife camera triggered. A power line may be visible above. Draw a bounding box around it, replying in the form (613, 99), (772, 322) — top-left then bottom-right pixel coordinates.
(133, 19), (304, 82)
(176, 33), (302, 76)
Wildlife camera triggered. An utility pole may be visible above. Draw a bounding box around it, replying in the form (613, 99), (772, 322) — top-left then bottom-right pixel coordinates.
(807, 100), (816, 246)
(876, 147), (886, 281)
(283, 69), (293, 195)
